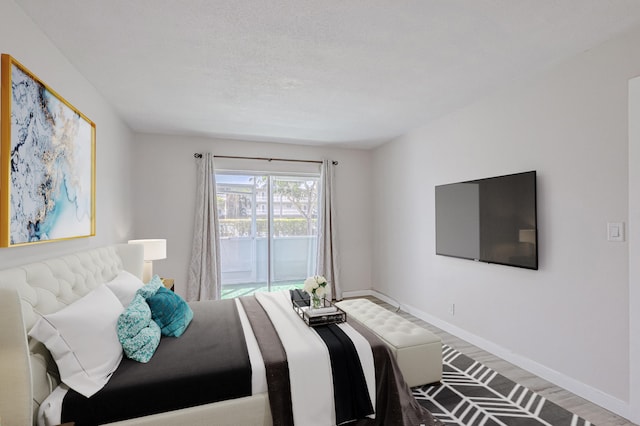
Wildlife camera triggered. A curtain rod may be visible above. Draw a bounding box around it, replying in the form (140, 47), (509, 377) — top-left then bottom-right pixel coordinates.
(193, 153), (338, 165)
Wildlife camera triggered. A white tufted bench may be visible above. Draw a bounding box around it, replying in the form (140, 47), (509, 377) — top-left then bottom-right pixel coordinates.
(335, 298), (442, 387)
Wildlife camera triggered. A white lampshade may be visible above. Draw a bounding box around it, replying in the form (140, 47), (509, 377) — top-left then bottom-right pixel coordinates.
(128, 239), (167, 282)
(128, 239), (167, 261)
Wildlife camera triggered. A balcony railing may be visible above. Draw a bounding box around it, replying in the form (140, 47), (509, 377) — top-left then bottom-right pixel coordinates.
(220, 235), (317, 298)
(221, 280), (305, 299)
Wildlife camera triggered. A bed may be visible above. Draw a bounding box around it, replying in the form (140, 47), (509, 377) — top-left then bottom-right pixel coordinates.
(0, 244), (439, 426)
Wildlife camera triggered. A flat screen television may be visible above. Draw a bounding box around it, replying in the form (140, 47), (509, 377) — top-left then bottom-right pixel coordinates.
(435, 171), (538, 270)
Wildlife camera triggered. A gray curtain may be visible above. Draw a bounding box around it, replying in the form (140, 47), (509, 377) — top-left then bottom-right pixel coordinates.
(187, 153), (221, 301)
(317, 159), (341, 300)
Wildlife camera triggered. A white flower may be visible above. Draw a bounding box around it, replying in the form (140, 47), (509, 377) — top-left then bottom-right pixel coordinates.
(303, 275), (327, 297)
(304, 277), (319, 293)
(315, 285), (327, 297)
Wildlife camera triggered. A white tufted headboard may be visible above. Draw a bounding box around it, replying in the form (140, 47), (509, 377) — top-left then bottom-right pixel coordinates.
(0, 244), (144, 426)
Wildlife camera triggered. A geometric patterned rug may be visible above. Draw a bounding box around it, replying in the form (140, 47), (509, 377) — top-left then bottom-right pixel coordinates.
(412, 345), (594, 426)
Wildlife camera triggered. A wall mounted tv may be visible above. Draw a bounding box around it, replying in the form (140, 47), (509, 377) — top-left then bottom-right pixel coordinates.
(435, 171), (538, 270)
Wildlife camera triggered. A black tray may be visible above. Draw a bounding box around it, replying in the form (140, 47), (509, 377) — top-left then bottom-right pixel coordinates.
(292, 298), (347, 327)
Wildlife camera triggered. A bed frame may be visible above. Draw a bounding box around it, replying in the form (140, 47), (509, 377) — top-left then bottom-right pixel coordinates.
(0, 244), (271, 426)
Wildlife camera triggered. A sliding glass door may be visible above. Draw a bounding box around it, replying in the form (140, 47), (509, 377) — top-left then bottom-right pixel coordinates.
(216, 173), (319, 298)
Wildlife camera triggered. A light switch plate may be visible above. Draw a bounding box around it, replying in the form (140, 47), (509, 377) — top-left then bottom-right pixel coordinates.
(607, 222), (625, 242)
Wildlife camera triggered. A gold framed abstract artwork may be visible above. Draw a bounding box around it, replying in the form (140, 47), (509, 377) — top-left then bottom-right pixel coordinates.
(0, 54), (95, 247)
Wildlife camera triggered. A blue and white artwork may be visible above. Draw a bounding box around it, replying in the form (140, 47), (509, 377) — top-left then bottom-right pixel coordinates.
(4, 58), (94, 246)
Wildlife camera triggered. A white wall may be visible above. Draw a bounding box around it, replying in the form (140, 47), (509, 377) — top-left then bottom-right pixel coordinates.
(628, 76), (640, 423)
(372, 24), (640, 421)
(0, 0), (135, 269)
(130, 134), (372, 299)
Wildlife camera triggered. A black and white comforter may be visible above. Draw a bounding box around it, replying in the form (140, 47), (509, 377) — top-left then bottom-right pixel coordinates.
(39, 291), (439, 426)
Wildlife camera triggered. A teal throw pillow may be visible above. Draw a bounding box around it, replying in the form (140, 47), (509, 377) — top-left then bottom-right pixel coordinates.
(137, 275), (163, 299)
(146, 286), (194, 337)
(117, 293), (161, 363)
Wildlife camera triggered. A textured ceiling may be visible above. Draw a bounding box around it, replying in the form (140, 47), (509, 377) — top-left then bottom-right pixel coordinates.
(13, 0), (640, 148)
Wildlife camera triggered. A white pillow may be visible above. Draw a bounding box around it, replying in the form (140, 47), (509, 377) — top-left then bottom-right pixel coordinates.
(106, 270), (145, 307)
(28, 285), (124, 398)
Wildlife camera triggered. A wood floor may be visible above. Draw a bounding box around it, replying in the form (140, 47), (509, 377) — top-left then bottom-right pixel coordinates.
(363, 296), (637, 426)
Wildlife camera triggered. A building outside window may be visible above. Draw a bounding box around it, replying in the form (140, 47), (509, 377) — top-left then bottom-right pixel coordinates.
(216, 173), (320, 298)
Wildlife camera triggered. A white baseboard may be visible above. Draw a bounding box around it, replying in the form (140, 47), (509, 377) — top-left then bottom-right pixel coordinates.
(341, 289), (373, 299)
(345, 289), (633, 422)
(342, 289), (402, 307)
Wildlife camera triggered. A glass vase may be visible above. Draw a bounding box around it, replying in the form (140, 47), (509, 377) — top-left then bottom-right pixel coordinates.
(311, 293), (323, 309)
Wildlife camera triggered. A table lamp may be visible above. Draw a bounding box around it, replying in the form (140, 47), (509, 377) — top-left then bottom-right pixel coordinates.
(128, 239), (167, 282)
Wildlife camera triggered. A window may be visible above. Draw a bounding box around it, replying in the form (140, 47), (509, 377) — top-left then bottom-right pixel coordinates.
(216, 173), (320, 298)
